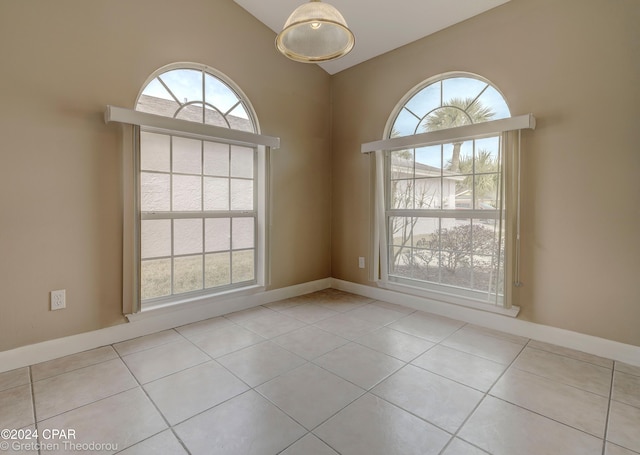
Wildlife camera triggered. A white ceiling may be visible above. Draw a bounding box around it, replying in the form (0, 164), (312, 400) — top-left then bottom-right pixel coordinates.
(233, 0), (511, 74)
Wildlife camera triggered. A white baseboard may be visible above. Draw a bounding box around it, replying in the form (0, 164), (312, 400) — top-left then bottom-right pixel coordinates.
(331, 278), (640, 367)
(1, 277), (638, 373)
(0, 278), (331, 373)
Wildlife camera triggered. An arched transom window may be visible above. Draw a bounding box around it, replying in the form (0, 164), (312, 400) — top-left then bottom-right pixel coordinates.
(136, 66), (257, 132)
(390, 75), (510, 137)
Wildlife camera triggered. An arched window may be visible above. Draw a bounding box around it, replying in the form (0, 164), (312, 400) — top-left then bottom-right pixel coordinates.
(133, 64), (266, 307)
(136, 65), (257, 132)
(389, 74), (510, 138)
(366, 73), (532, 314)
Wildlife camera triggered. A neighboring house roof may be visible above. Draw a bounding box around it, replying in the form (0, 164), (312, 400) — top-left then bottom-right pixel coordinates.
(391, 156), (464, 181)
(136, 94), (254, 132)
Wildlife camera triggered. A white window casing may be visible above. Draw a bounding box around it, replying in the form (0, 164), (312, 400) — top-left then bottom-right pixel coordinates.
(362, 114), (534, 316)
(105, 106), (280, 150)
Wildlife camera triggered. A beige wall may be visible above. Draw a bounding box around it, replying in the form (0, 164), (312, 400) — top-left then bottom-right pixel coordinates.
(0, 0), (332, 351)
(1, 0), (638, 353)
(331, 0), (640, 346)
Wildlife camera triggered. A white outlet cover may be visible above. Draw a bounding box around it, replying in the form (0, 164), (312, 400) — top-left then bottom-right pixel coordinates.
(51, 289), (66, 310)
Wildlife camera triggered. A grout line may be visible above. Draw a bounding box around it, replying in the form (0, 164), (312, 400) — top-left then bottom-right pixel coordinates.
(524, 343), (614, 370)
(113, 341), (193, 455)
(509, 342), (612, 399)
(479, 340), (611, 447)
(112, 329), (184, 357)
(27, 366), (42, 455)
(601, 365), (616, 455)
(435, 331), (529, 455)
(28, 345), (120, 382)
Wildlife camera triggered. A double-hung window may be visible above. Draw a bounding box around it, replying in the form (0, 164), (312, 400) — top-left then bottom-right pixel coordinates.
(138, 132), (258, 302)
(364, 73), (534, 314)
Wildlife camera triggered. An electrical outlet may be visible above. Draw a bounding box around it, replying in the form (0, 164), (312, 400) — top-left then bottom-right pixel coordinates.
(358, 257), (365, 269)
(51, 289), (66, 311)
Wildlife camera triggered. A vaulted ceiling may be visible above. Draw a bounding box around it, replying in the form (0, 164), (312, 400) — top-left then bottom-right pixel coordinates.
(234, 0), (511, 74)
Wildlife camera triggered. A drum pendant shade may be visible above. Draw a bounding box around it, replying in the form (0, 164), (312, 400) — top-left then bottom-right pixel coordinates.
(276, 0), (355, 63)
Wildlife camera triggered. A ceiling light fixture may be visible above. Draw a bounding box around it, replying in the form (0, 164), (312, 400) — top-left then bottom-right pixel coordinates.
(276, 0), (355, 63)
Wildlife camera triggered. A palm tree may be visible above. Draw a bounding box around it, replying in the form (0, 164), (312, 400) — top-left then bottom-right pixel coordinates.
(424, 97), (495, 172)
(457, 149), (500, 206)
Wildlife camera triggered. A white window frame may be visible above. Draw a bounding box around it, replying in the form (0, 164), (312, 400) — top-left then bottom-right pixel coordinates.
(363, 114), (534, 316)
(106, 106), (278, 314)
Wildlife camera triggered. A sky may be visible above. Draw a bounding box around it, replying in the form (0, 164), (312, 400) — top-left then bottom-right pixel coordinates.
(391, 76), (510, 168)
(141, 69), (250, 119)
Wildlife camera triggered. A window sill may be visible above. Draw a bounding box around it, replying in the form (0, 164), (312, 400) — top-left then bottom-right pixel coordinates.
(126, 285), (266, 323)
(379, 280), (520, 318)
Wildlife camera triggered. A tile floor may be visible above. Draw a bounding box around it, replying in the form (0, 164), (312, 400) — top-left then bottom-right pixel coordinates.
(1, 289), (639, 455)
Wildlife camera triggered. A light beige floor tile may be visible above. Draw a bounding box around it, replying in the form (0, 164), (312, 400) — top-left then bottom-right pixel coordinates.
(121, 339), (210, 384)
(117, 430), (188, 455)
(372, 364), (483, 433)
(371, 300), (416, 315)
(33, 358), (137, 421)
(612, 371), (640, 408)
(462, 324), (529, 346)
(224, 305), (274, 323)
(314, 393), (450, 455)
(314, 313), (382, 340)
(237, 312), (307, 339)
(39, 388), (167, 455)
(355, 327), (435, 362)
(175, 316), (232, 338)
(388, 312), (465, 342)
(5, 289), (633, 455)
(314, 343), (404, 390)
(185, 324), (265, 358)
(175, 390), (306, 455)
(616, 362), (640, 377)
(490, 367), (609, 437)
(325, 289), (372, 300)
(344, 304), (407, 325)
(512, 347), (613, 396)
(442, 325), (525, 365)
(113, 330), (183, 356)
(291, 291), (334, 305)
(0, 384), (34, 429)
(413, 344), (507, 392)
(0, 367), (29, 392)
(311, 291), (373, 312)
(217, 341), (306, 387)
(257, 363), (364, 430)
(605, 442), (640, 455)
(263, 296), (308, 311)
(442, 438), (490, 455)
(31, 346), (118, 381)
(459, 396), (603, 455)
(272, 326), (349, 360)
(280, 303), (340, 324)
(144, 360), (249, 425)
(607, 400), (640, 453)
(280, 434), (339, 455)
(528, 339), (614, 368)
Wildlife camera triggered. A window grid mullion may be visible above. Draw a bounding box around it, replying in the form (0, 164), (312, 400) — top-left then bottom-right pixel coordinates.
(200, 139), (205, 289)
(169, 136), (175, 295)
